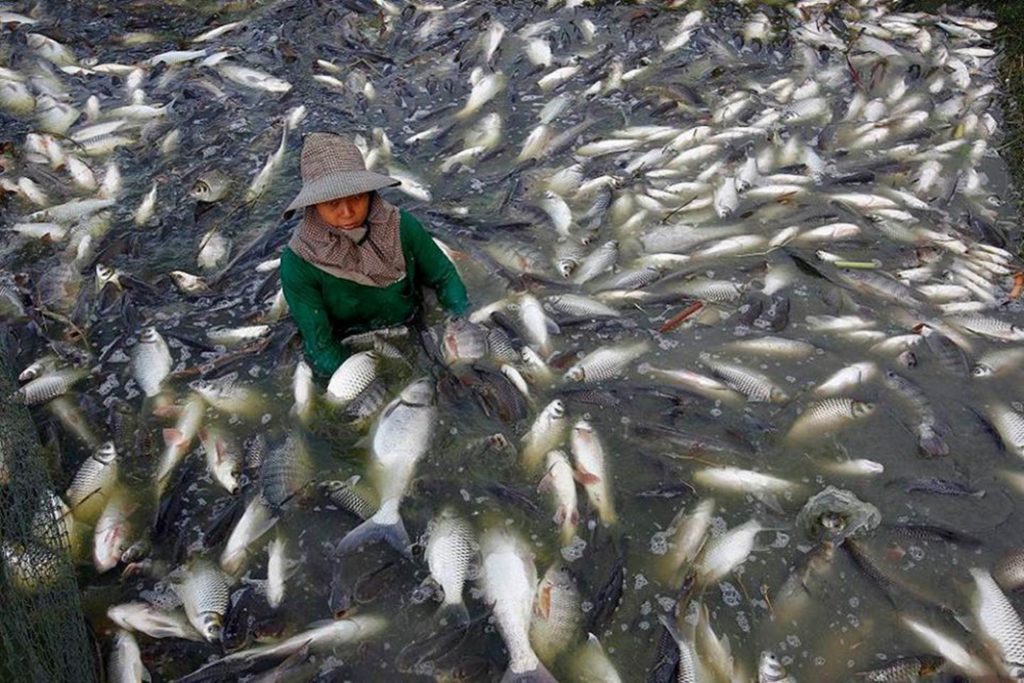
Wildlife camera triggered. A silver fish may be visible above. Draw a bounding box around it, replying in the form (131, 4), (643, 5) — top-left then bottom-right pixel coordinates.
(786, 399), (876, 443)
(970, 568), (1024, 678)
(221, 494), (277, 575)
(570, 420), (616, 526)
(94, 491), (133, 573)
(107, 602), (201, 641)
(479, 529), (554, 682)
(14, 366), (88, 405)
(539, 450), (578, 545)
(199, 426), (242, 495)
(698, 353), (787, 402)
(172, 560), (230, 642)
(530, 564), (582, 667)
(565, 340), (649, 383)
(321, 475), (377, 520)
(326, 351), (379, 406)
(759, 652), (795, 683)
(67, 441), (118, 510)
(336, 378), (436, 557)
(130, 326), (171, 397)
(698, 519), (762, 586)
(108, 630), (148, 683)
(521, 399), (567, 471)
(422, 508), (476, 626)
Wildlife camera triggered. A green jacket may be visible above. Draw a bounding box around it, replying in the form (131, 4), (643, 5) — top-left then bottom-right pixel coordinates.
(280, 210), (468, 378)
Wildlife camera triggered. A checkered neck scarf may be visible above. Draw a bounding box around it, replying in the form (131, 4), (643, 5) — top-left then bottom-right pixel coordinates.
(288, 192), (406, 287)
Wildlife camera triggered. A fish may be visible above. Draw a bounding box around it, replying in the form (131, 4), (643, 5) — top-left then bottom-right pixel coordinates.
(107, 602), (201, 641)
(172, 560), (230, 642)
(996, 549), (1024, 593)
(901, 616), (991, 678)
(478, 529), (555, 683)
(973, 348), (1024, 378)
(190, 170), (231, 203)
(573, 633), (622, 682)
(179, 615), (386, 681)
(421, 508), (475, 627)
(520, 399), (567, 471)
(191, 374), (263, 417)
(221, 494), (277, 575)
(539, 450), (578, 545)
(456, 68), (506, 120)
(881, 370), (950, 457)
(67, 441), (119, 512)
(636, 364), (746, 407)
(854, 655), (946, 682)
(987, 403), (1024, 458)
(259, 434), (313, 509)
(697, 519), (761, 586)
(785, 399), (876, 443)
(565, 341), (649, 384)
(130, 326), (172, 398)
(215, 62), (292, 93)
(970, 568), (1024, 677)
(570, 420), (616, 526)
(694, 466), (799, 498)
(698, 353), (787, 402)
(335, 378), (437, 557)
(813, 362), (878, 397)
(758, 652), (795, 683)
(207, 325), (272, 347)
(530, 564), (582, 667)
(108, 630), (149, 683)
(291, 361), (314, 424)
(14, 366), (88, 405)
(442, 317), (489, 365)
(246, 126), (288, 202)
(657, 613), (702, 683)
(266, 534), (292, 610)
(518, 293), (558, 357)
(326, 351), (379, 406)
(199, 426), (242, 495)
(899, 477), (984, 498)
(94, 491), (134, 573)
(320, 476), (377, 521)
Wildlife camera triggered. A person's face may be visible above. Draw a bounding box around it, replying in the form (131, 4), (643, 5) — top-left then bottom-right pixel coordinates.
(315, 192), (370, 230)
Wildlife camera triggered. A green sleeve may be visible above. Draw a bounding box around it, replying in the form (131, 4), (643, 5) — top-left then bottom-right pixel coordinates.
(279, 249), (349, 378)
(402, 213), (469, 316)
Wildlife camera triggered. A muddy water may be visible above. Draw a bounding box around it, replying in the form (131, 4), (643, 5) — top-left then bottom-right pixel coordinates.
(2, 0), (1023, 681)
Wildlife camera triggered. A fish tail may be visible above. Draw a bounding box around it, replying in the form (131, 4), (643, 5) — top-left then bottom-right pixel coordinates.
(335, 498), (412, 558)
(435, 600), (470, 628)
(500, 661), (557, 683)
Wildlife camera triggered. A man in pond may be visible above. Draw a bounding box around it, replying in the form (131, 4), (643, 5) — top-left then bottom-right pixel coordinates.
(279, 133), (469, 378)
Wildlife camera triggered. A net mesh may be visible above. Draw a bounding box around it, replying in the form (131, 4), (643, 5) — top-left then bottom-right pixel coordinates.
(0, 343), (96, 683)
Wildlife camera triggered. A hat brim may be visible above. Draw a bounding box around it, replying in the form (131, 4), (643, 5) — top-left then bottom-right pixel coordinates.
(282, 170), (401, 219)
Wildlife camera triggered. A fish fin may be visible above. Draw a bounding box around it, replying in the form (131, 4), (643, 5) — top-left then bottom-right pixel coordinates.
(501, 661), (557, 683)
(151, 403), (180, 418)
(574, 468), (600, 486)
(570, 509), (579, 525)
(753, 491), (784, 515)
(335, 501), (412, 559)
(436, 601), (470, 628)
(553, 506), (566, 525)
(537, 470), (554, 493)
(162, 428), (184, 447)
(535, 584), (553, 619)
(411, 576), (440, 604)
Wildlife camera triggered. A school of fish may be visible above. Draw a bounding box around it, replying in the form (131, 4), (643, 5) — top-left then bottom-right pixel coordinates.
(2, 0), (1024, 681)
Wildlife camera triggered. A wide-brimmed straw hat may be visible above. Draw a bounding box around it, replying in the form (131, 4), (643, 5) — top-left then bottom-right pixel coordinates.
(282, 132), (400, 219)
